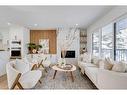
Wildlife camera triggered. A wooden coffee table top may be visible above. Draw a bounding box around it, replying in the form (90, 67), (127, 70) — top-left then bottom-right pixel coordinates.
(52, 64), (76, 72)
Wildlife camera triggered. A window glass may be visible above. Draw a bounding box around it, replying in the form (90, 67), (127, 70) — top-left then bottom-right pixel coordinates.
(92, 31), (100, 57)
(116, 18), (127, 61)
(101, 24), (113, 58)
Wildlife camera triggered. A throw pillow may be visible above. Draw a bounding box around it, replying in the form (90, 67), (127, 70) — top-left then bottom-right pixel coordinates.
(104, 58), (114, 70)
(118, 61), (127, 72)
(112, 62), (126, 73)
(98, 59), (105, 69)
(105, 57), (115, 64)
(92, 56), (99, 64)
(79, 54), (84, 61)
(82, 53), (91, 63)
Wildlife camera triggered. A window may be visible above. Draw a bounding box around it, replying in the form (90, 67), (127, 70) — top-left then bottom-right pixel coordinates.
(92, 31), (100, 57)
(91, 17), (127, 61)
(101, 24), (113, 58)
(116, 18), (127, 61)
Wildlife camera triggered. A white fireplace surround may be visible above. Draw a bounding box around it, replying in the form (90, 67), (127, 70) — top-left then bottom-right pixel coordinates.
(57, 28), (80, 60)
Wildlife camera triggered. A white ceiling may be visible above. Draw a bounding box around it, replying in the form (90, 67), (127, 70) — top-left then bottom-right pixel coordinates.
(0, 6), (114, 29)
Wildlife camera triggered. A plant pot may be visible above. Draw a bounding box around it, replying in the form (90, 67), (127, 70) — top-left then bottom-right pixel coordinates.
(32, 49), (37, 54)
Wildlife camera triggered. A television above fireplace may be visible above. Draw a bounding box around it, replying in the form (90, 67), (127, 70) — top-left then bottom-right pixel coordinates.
(61, 50), (75, 58)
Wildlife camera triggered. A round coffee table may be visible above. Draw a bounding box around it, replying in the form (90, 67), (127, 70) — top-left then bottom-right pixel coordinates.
(52, 64), (76, 82)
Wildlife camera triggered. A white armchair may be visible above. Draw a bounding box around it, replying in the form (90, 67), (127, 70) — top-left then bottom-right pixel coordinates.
(6, 60), (42, 89)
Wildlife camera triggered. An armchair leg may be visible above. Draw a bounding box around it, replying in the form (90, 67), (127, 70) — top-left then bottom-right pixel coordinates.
(39, 80), (42, 84)
(44, 68), (47, 73)
(17, 82), (24, 89)
(11, 73), (24, 89)
(31, 64), (38, 70)
(38, 63), (47, 73)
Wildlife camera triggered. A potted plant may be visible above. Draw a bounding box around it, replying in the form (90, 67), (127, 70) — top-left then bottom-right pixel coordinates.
(36, 44), (42, 51)
(27, 43), (36, 53)
(27, 43), (42, 54)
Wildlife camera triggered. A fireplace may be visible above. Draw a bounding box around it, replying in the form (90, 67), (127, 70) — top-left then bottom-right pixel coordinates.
(61, 51), (75, 58)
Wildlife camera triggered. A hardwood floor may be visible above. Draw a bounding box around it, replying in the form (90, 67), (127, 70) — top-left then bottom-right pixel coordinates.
(0, 66), (97, 89)
(0, 75), (8, 89)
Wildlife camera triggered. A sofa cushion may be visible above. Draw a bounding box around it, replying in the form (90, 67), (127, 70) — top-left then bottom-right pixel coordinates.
(91, 56), (102, 67)
(83, 63), (97, 68)
(78, 61), (96, 68)
(112, 62), (126, 73)
(78, 61), (96, 74)
(98, 60), (105, 69)
(85, 67), (99, 85)
(91, 56), (99, 64)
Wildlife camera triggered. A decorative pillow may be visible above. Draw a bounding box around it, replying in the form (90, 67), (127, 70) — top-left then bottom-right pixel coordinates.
(118, 61), (127, 72)
(104, 58), (114, 70)
(112, 62), (126, 73)
(105, 57), (115, 64)
(98, 60), (105, 69)
(79, 54), (84, 61)
(82, 53), (91, 63)
(92, 56), (99, 64)
(104, 62), (113, 70)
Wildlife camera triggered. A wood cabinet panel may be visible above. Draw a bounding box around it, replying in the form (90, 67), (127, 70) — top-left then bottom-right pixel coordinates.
(30, 30), (57, 54)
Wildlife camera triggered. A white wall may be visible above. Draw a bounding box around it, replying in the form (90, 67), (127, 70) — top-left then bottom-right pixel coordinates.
(0, 28), (9, 50)
(87, 6), (127, 54)
(22, 27), (30, 57)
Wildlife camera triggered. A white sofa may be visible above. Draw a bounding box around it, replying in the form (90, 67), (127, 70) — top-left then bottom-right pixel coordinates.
(78, 54), (127, 89)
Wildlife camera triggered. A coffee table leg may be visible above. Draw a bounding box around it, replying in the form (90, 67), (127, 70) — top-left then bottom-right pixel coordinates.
(70, 71), (74, 82)
(53, 70), (57, 79)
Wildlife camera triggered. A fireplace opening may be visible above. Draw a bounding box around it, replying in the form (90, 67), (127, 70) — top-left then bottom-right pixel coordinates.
(61, 51), (75, 58)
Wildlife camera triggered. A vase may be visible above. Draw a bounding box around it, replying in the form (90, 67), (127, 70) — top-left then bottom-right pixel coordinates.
(61, 50), (67, 58)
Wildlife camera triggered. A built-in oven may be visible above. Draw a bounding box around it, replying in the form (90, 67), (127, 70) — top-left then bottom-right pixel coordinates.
(11, 47), (21, 58)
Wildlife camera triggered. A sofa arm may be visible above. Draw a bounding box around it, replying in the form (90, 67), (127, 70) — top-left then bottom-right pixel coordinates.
(98, 69), (127, 89)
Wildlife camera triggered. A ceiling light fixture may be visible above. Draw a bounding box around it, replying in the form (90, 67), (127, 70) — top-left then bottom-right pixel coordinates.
(7, 22), (11, 26)
(76, 24), (78, 26)
(34, 24), (38, 26)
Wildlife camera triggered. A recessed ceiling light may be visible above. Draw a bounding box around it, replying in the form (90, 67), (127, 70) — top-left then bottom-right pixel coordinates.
(7, 22), (11, 26)
(34, 24), (38, 26)
(76, 24), (78, 26)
